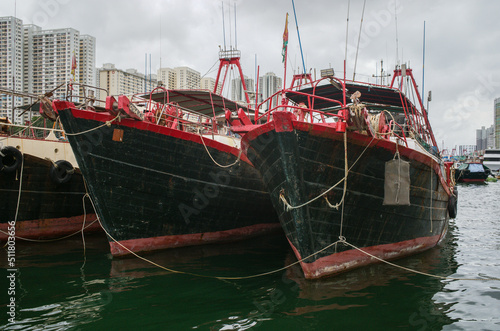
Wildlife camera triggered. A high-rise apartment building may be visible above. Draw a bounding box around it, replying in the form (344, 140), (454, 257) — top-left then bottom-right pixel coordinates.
(175, 66), (200, 90)
(231, 75), (254, 103)
(157, 67), (176, 89)
(156, 67), (201, 90)
(29, 27), (80, 100)
(0, 17), (24, 122)
(258, 72), (282, 105)
(1, 16), (96, 124)
(476, 125), (495, 152)
(79, 34), (96, 94)
(97, 63), (157, 102)
(200, 77), (216, 91)
(495, 97), (500, 148)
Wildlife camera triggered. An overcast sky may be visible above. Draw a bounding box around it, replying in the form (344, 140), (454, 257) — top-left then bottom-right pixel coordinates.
(3, 0), (500, 150)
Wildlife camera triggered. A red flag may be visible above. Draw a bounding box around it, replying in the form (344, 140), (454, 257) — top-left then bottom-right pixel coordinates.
(282, 13), (289, 63)
(71, 52), (77, 80)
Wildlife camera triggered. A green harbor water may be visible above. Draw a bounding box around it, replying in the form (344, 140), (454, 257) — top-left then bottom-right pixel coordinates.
(1, 183), (500, 330)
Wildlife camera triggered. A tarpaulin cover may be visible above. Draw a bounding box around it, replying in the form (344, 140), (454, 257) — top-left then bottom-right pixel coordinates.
(384, 158), (411, 205)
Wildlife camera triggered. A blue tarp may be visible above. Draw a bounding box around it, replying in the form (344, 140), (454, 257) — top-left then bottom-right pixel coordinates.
(468, 163), (484, 173)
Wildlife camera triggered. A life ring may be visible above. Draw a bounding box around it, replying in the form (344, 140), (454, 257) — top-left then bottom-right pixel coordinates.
(447, 186), (458, 219)
(50, 160), (74, 184)
(0, 146), (23, 173)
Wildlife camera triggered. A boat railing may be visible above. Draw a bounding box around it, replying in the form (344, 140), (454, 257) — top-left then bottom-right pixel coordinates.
(65, 82), (108, 109)
(128, 88), (227, 137)
(0, 120), (65, 141)
(254, 88), (346, 125)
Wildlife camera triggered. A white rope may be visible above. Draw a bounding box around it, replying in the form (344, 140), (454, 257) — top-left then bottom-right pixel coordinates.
(64, 114), (120, 136)
(198, 130), (242, 168)
(280, 134), (376, 211)
(340, 238), (500, 281)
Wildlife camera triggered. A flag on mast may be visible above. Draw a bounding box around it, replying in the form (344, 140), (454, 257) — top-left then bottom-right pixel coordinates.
(71, 51), (77, 81)
(282, 13), (289, 63)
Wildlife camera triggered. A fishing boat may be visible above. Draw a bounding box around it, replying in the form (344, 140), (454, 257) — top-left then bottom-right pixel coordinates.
(236, 65), (457, 279)
(454, 162), (491, 183)
(52, 50), (279, 256)
(0, 115), (99, 242)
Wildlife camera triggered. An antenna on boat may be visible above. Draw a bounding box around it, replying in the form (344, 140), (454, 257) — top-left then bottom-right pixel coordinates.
(234, 2), (237, 50)
(291, 0), (306, 76)
(221, 2), (227, 51)
(352, 0), (366, 81)
(394, 1), (400, 67)
(159, 15), (162, 70)
(344, 0), (350, 84)
(421, 21), (426, 103)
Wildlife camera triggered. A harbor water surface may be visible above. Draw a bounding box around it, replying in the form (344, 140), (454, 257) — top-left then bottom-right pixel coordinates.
(1, 183), (500, 330)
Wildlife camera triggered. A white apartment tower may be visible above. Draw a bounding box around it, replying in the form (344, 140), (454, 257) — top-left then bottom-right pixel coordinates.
(97, 63), (157, 101)
(0, 17), (24, 123)
(29, 27), (80, 100)
(258, 72), (282, 104)
(175, 66), (200, 89)
(157, 67), (176, 89)
(79, 35), (96, 94)
(231, 75), (254, 103)
(1, 16), (96, 123)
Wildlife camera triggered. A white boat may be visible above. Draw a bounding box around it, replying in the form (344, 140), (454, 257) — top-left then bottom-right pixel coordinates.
(483, 149), (500, 173)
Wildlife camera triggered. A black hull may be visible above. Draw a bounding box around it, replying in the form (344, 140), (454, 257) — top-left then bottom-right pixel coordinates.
(58, 108), (279, 256)
(0, 153), (99, 240)
(243, 112), (450, 278)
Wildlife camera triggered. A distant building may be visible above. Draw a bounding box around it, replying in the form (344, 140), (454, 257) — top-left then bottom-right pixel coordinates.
(157, 68), (176, 89)
(258, 72), (282, 106)
(200, 77), (216, 91)
(495, 97), (500, 148)
(458, 145), (476, 156)
(231, 75), (254, 104)
(78, 35), (96, 94)
(476, 125), (495, 152)
(0, 17), (24, 123)
(97, 63), (157, 102)
(156, 66), (201, 90)
(175, 66), (200, 89)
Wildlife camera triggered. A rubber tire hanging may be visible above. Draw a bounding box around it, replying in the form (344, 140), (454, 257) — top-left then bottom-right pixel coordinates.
(50, 160), (74, 184)
(0, 146), (23, 173)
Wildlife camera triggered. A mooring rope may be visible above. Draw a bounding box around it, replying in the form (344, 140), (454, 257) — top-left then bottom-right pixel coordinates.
(340, 238), (500, 281)
(280, 134), (376, 211)
(198, 130), (242, 168)
(64, 114), (120, 136)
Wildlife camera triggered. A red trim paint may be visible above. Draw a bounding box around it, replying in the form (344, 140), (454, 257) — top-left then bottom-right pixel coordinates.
(288, 234), (443, 279)
(0, 214), (100, 241)
(109, 223), (282, 256)
(63, 107), (253, 166)
(242, 112), (451, 196)
(459, 178), (487, 183)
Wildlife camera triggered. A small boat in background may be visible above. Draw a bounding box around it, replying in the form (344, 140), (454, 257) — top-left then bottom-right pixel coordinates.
(454, 162), (491, 183)
(483, 149), (500, 177)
